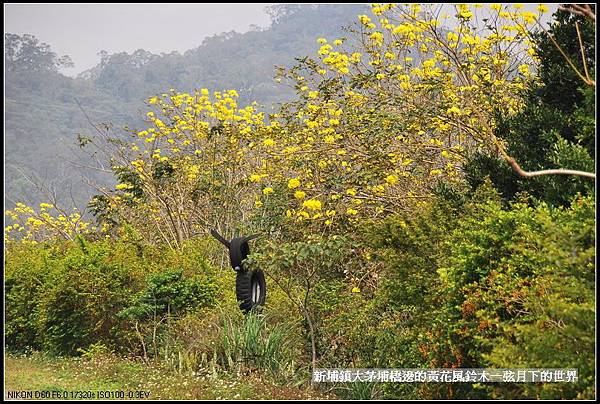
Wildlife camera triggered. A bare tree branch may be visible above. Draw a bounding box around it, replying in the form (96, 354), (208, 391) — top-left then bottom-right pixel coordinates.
(505, 156), (596, 179)
(559, 4), (596, 22)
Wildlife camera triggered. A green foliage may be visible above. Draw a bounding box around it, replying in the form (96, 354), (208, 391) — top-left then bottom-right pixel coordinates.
(253, 235), (350, 278)
(475, 196), (595, 399)
(118, 269), (218, 321)
(358, 198), (470, 399)
(5, 242), (55, 351)
(114, 166), (145, 200)
(34, 240), (137, 355)
(250, 236), (360, 353)
(4, 240), (139, 355)
(5, 238), (222, 357)
(535, 8), (595, 114)
(464, 9), (595, 206)
(359, 184), (595, 399)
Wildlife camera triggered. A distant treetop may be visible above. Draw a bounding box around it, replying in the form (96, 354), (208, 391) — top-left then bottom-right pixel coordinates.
(5, 33), (73, 73)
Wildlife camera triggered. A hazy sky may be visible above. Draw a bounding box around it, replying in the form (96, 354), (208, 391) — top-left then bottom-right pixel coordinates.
(4, 3), (274, 76)
(5, 3), (559, 77)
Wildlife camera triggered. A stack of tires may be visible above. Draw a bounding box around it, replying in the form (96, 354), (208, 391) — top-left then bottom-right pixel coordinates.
(211, 230), (266, 313)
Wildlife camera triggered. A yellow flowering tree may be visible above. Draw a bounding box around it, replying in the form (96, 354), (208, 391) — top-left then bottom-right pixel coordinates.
(79, 3), (593, 251)
(247, 3), (551, 234)
(4, 202), (93, 244)
(87, 89), (277, 249)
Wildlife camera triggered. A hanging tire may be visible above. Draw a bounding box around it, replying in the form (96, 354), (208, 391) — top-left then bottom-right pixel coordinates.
(236, 268), (266, 313)
(210, 230), (265, 313)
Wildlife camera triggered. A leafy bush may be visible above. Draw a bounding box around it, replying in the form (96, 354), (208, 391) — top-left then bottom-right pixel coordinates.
(118, 269), (218, 321)
(36, 240), (136, 355)
(118, 268), (220, 361)
(460, 195), (596, 399)
(360, 184), (595, 399)
(5, 242), (56, 351)
(250, 235), (362, 372)
(5, 238), (222, 357)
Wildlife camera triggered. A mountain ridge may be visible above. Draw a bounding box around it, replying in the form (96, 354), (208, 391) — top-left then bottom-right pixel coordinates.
(5, 4), (369, 209)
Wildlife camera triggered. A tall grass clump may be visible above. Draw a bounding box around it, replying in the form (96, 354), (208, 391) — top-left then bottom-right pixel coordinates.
(220, 310), (298, 381)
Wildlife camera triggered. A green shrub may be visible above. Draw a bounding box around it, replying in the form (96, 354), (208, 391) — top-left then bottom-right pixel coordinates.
(117, 267), (220, 361)
(458, 195), (596, 399)
(5, 242), (57, 351)
(36, 239), (137, 355)
(5, 237), (222, 358)
(358, 196), (466, 399)
(250, 234), (362, 373)
(349, 184), (595, 399)
(118, 269), (219, 320)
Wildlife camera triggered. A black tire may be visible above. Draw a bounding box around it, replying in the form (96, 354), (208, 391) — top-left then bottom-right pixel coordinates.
(229, 237), (250, 270)
(236, 268), (266, 313)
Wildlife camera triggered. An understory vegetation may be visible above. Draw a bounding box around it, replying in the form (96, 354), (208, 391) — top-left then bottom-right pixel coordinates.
(5, 4), (595, 400)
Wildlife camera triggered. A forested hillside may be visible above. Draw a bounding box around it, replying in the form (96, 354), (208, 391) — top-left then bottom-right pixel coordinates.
(5, 4), (367, 208)
(4, 4), (596, 400)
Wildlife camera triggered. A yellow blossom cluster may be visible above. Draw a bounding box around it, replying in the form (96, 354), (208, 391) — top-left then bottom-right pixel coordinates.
(5, 202), (93, 243)
(257, 3), (544, 231)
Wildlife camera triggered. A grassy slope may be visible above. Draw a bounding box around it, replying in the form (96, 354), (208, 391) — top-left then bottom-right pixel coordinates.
(4, 354), (335, 400)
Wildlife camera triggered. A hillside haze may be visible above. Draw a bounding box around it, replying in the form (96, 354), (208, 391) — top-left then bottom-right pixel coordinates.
(5, 4), (368, 209)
